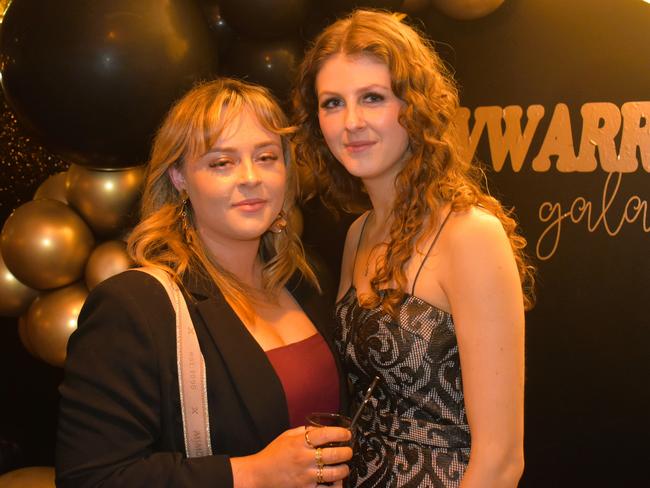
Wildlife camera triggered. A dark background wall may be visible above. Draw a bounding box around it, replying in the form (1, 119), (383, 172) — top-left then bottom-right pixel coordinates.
(424, 1), (650, 485)
(1, 0), (648, 485)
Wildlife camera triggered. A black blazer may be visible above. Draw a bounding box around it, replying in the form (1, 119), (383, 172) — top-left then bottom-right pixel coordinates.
(56, 269), (346, 487)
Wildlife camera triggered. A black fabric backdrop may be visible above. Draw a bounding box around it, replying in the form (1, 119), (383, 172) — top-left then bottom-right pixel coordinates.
(415, 0), (650, 485)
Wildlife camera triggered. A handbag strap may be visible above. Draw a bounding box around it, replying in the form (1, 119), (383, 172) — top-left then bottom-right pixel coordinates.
(135, 267), (212, 458)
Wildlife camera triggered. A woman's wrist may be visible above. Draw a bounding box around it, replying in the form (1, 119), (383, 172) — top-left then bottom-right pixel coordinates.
(230, 455), (259, 488)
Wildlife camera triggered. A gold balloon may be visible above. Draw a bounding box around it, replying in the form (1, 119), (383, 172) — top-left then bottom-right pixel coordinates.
(18, 314), (39, 359)
(33, 171), (69, 204)
(1, 199), (95, 290)
(0, 251), (39, 316)
(85, 240), (135, 290)
(25, 282), (88, 368)
(66, 164), (145, 237)
(0, 467), (55, 488)
(431, 0), (505, 20)
(0, 0), (9, 23)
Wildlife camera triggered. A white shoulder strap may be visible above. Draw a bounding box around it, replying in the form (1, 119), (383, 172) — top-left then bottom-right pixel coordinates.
(135, 267), (212, 458)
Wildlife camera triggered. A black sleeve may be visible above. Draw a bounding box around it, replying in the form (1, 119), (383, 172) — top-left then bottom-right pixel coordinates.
(55, 272), (234, 488)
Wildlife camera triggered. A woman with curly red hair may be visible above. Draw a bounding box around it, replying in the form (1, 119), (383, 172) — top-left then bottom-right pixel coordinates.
(293, 9), (534, 487)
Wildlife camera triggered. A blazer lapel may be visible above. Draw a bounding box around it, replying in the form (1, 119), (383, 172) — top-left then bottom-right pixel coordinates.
(184, 269), (347, 439)
(192, 290), (290, 445)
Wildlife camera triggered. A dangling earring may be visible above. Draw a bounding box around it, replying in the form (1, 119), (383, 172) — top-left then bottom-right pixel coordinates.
(269, 210), (288, 234)
(179, 190), (192, 237)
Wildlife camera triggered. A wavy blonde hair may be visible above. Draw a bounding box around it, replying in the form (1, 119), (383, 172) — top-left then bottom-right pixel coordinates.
(293, 9), (534, 315)
(128, 78), (318, 319)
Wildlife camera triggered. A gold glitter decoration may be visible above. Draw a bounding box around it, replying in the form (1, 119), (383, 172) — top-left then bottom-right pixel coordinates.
(0, 90), (68, 222)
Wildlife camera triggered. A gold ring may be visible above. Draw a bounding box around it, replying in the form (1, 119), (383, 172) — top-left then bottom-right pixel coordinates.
(315, 447), (324, 468)
(316, 465), (324, 484)
(304, 428), (315, 448)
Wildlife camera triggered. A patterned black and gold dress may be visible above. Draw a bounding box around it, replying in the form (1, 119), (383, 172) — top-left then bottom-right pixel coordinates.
(334, 211), (470, 487)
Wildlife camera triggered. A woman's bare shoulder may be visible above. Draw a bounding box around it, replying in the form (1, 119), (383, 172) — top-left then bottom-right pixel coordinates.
(444, 206), (508, 250)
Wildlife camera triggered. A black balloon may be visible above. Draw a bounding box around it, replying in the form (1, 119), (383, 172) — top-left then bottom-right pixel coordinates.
(222, 39), (304, 105)
(0, 0), (218, 169)
(331, 0), (404, 12)
(298, 0), (406, 43)
(299, 2), (345, 43)
(197, 0), (238, 57)
(401, 0), (431, 15)
(218, 0), (308, 40)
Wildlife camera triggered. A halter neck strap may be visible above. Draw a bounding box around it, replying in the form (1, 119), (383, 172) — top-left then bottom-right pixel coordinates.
(412, 208), (454, 295)
(350, 211), (373, 282)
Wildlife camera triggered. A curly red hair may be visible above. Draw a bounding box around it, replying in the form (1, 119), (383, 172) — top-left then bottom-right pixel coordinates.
(293, 9), (535, 315)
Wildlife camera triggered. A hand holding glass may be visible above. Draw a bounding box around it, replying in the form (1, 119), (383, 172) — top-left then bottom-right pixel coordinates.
(306, 412), (354, 447)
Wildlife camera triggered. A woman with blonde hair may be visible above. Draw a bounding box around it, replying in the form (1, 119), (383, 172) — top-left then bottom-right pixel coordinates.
(56, 78), (352, 487)
(293, 9), (534, 488)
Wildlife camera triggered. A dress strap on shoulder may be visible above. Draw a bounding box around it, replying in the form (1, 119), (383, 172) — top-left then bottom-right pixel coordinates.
(411, 208), (454, 295)
(350, 211), (373, 281)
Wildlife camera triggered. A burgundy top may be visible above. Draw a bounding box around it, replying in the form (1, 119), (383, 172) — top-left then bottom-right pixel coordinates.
(266, 333), (340, 428)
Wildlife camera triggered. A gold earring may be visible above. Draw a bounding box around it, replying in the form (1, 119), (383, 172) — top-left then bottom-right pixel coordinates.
(179, 191), (192, 236)
(269, 210), (288, 234)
